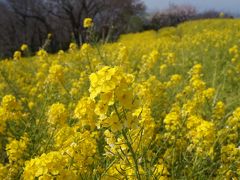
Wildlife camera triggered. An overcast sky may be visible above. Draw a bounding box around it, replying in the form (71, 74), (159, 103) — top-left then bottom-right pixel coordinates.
(143, 0), (240, 14)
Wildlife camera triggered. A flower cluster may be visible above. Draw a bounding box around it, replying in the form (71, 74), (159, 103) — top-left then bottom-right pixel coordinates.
(23, 151), (68, 179)
(1, 19), (240, 179)
(6, 134), (29, 164)
(47, 103), (68, 126)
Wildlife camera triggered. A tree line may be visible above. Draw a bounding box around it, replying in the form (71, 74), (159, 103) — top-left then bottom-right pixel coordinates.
(0, 1), (234, 58)
(0, 0), (145, 58)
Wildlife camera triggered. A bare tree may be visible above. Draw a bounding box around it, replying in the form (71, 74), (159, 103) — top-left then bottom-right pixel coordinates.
(45, 0), (106, 45)
(96, 0), (145, 39)
(0, 0), (145, 57)
(0, 2), (21, 57)
(151, 4), (197, 29)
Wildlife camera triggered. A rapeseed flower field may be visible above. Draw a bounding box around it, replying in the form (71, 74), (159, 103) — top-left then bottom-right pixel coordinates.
(1, 19), (240, 179)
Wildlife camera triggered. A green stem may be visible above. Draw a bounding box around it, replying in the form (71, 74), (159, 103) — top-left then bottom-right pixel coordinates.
(113, 104), (141, 180)
(44, 124), (58, 152)
(86, 53), (93, 73)
(58, 78), (73, 100)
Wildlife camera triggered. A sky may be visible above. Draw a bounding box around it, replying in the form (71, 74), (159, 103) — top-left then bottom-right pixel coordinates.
(143, 0), (240, 14)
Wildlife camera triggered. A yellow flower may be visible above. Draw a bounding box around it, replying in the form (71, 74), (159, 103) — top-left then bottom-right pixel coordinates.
(80, 43), (92, 56)
(20, 44), (28, 51)
(58, 50), (64, 56)
(213, 101), (225, 119)
(28, 101), (35, 110)
(48, 64), (64, 82)
(22, 151), (67, 180)
(83, 18), (93, 28)
(166, 74), (182, 87)
(6, 133), (29, 164)
(153, 161), (169, 177)
(74, 97), (95, 119)
(48, 33), (52, 39)
(47, 103), (68, 126)
(101, 113), (123, 132)
(36, 49), (48, 57)
(164, 111), (180, 131)
(69, 43), (77, 51)
(104, 130), (116, 146)
(115, 87), (133, 109)
(160, 64), (167, 74)
(74, 97), (96, 129)
(13, 51), (21, 60)
(203, 88), (215, 100)
(0, 164), (8, 179)
(1, 94), (19, 111)
(89, 66), (121, 99)
(95, 100), (108, 116)
(0, 109), (6, 133)
(221, 144), (239, 163)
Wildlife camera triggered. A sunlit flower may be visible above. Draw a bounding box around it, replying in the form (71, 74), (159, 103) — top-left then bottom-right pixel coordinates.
(83, 18), (93, 28)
